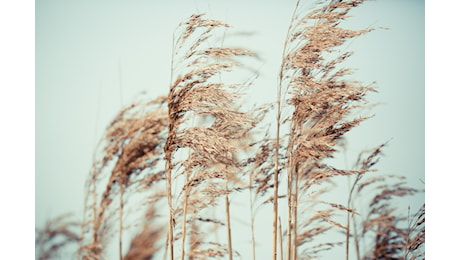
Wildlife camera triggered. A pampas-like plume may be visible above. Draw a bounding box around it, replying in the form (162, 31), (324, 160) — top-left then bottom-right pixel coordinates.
(79, 97), (168, 259)
(164, 13), (260, 260)
(348, 168), (423, 260)
(277, 0), (374, 258)
(345, 143), (386, 260)
(35, 3), (426, 260)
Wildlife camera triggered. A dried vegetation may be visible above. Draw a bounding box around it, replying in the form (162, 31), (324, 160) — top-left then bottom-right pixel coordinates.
(36, 0), (424, 259)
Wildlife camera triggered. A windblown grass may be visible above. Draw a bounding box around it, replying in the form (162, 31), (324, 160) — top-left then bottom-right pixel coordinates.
(36, 1), (424, 259)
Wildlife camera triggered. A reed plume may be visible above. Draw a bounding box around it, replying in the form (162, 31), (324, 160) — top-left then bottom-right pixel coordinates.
(346, 148), (424, 260)
(164, 13), (260, 260)
(276, 0), (375, 258)
(35, 3), (425, 259)
(79, 97), (168, 259)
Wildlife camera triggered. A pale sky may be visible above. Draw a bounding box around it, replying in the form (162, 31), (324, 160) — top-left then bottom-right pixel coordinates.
(35, 0), (425, 259)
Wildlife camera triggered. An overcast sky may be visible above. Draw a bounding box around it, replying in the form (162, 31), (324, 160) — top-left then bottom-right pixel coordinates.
(35, 0), (425, 258)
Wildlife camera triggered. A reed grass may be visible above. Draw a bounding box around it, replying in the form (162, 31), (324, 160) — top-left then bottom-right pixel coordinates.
(36, 1), (424, 259)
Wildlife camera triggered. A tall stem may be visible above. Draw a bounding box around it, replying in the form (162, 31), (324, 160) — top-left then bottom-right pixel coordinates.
(180, 172), (191, 260)
(273, 35), (283, 258)
(277, 1), (300, 259)
(118, 175), (124, 260)
(347, 174), (361, 260)
(166, 160), (174, 260)
(346, 177), (357, 260)
(273, 105), (280, 260)
(225, 174), (233, 260)
(286, 162), (293, 260)
(292, 169), (298, 260)
(92, 173), (98, 250)
(278, 216), (284, 260)
(249, 170), (256, 260)
(346, 210), (350, 260)
(353, 210), (361, 260)
(166, 31), (176, 260)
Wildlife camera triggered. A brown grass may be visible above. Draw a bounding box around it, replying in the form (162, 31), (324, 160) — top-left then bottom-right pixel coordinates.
(36, 1), (424, 259)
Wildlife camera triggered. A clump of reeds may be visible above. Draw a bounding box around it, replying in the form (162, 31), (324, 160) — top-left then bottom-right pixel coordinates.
(78, 96), (168, 259)
(274, 0), (377, 258)
(358, 176), (423, 260)
(345, 145), (424, 260)
(36, 1), (425, 260)
(163, 13), (264, 260)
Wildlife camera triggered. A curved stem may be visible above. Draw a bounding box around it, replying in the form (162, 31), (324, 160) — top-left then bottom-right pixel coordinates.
(277, 1), (300, 259)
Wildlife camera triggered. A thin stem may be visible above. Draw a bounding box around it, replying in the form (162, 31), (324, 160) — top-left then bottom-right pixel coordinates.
(404, 206), (411, 260)
(225, 174), (233, 260)
(118, 175), (124, 260)
(180, 172), (191, 260)
(346, 175), (359, 260)
(180, 198), (189, 260)
(273, 106), (280, 260)
(292, 170), (298, 260)
(278, 1), (300, 259)
(166, 29), (176, 260)
(278, 216), (284, 260)
(91, 172), (98, 253)
(346, 210), (350, 260)
(347, 174), (362, 260)
(286, 124), (297, 260)
(166, 160), (174, 260)
(352, 209), (361, 260)
(286, 162), (293, 260)
(249, 170), (256, 260)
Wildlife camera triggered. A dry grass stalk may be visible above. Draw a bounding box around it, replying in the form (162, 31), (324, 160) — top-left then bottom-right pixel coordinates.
(404, 204), (425, 260)
(345, 143), (386, 260)
(36, 3), (426, 260)
(273, 1), (302, 257)
(349, 170), (423, 259)
(243, 130), (281, 259)
(224, 173), (233, 260)
(79, 97), (168, 259)
(276, 0), (374, 258)
(164, 13), (259, 260)
(279, 216), (284, 260)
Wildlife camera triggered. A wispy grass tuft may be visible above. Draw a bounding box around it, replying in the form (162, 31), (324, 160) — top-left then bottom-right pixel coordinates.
(36, 2), (424, 260)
